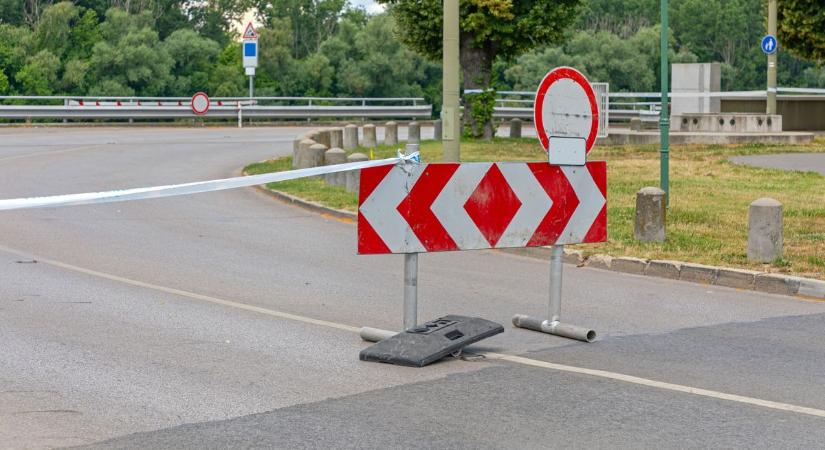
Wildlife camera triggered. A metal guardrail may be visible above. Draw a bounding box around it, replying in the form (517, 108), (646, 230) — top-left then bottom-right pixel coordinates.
(0, 96), (432, 120)
(486, 87), (825, 124)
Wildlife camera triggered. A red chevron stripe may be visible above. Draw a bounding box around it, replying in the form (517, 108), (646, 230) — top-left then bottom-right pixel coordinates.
(526, 163), (579, 246)
(583, 161), (608, 243)
(398, 164), (459, 251)
(357, 164), (395, 254)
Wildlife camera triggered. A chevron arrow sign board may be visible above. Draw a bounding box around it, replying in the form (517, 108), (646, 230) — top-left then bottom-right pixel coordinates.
(358, 161), (607, 254)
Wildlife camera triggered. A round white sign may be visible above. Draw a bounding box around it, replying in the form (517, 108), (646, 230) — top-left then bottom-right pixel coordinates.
(191, 92), (210, 115)
(533, 67), (599, 154)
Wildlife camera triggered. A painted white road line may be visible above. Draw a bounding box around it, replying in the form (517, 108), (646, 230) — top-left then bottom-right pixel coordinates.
(2, 242), (824, 420)
(487, 353), (825, 419)
(0, 243), (359, 334)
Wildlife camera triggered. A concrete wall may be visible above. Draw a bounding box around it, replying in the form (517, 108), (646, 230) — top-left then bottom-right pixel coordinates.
(721, 97), (825, 131)
(672, 63), (721, 116)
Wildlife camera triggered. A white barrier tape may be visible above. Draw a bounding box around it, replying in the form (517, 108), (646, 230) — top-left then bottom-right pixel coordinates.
(0, 152), (420, 211)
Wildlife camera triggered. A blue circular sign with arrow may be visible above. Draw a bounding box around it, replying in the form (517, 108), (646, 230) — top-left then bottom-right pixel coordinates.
(761, 35), (777, 55)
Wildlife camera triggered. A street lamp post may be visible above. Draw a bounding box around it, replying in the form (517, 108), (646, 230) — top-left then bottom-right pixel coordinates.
(660, 0), (670, 205)
(442, 0), (460, 162)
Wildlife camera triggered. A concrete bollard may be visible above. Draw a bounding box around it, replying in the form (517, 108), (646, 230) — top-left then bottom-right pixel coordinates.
(324, 147), (347, 186)
(434, 119), (442, 140)
(634, 187), (666, 242)
(346, 153), (369, 193)
(343, 124), (359, 150)
(295, 138), (317, 169)
(363, 124), (377, 147)
(384, 121), (398, 146)
(509, 118), (522, 138)
(293, 134), (309, 162)
(748, 198), (783, 263)
(305, 143), (327, 169)
(407, 121), (421, 143)
(329, 128), (344, 149)
(317, 130), (332, 148)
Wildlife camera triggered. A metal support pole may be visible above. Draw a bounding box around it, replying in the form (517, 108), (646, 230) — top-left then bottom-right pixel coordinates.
(249, 75), (254, 99)
(512, 245), (596, 342)
(659, 0), (670, 206)
(548, 245), (563, 322)
(237, 102), (242, 129)
(442, 0), (460, 162)
(404, 253), (419, 330)
(767, 0), (777, 115)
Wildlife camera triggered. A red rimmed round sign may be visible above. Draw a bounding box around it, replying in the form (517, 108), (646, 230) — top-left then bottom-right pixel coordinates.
(191, 92), (210, 115)
(533, 67), (599, 154)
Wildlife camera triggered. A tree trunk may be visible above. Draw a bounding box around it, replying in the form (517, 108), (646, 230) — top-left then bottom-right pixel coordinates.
(460, 34), (495, 140)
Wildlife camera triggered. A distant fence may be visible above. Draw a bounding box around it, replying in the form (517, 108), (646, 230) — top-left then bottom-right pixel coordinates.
(0, 96), (432, 122)
(483, 87), (825, 131)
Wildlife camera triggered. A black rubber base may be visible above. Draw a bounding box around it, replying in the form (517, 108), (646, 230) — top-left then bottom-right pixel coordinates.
(359, 315), (504, 367)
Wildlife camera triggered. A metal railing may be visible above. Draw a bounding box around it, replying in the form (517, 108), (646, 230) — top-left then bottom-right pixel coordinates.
(469, 84), (610, 137)
(0, 96), (432, 121)
(485, 87), (825, 125)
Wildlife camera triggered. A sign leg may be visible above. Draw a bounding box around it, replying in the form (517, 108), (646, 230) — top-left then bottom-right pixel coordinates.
(404, 253), (419, 330)
(512, 245), (596, 342)
(549, 244), (563, 322)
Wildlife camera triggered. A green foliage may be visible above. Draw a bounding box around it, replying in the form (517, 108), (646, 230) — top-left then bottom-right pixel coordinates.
(255, 0), (348, 59)
(464, 89), (496, 138)
(778, 0), (825, 62)
(162, 28), (220, 93)
(381, 0), (582, 62)
(33, 1), (79, 59)
(16, 50), (60, 94)
(89, 9), (173, 96)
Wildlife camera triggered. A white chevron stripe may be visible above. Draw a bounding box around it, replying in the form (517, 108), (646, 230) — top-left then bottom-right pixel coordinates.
(430, 163), (491, 250)
(557, 165), (605, 244)
(359, 164), (426, 253)
(496, 163), (553, 248)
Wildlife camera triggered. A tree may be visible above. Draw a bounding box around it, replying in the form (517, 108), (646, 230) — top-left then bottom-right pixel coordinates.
(778, 0), (825, 62)
(162, 28), (220, 94)
(33, 1), (78, 59)
(671, 0), (761, 68)
(380, 0), (582, 138)
(16, 49), (59, 94)
(88, 8), (173, 95)
(253, 0), (347, 59)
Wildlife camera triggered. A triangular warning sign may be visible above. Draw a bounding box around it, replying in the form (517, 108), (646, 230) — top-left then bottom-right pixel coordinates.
(243, 22), (258, 40)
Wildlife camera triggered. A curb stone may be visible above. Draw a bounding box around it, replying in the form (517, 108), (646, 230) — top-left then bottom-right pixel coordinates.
(645, 260), (681, 280)
(611, 257), (648, 275)
(248, 134), (825, 301)
(679, 263), (719, 285)
(715, 267), (758, 290)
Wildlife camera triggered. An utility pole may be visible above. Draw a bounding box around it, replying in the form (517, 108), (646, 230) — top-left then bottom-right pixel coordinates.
(767, 0), (777, 115)
(660, 0), (670, 205)
(442, 0), (460, 162)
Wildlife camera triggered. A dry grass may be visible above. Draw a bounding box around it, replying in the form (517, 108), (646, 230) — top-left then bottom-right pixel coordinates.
(245, 136), (825, 279)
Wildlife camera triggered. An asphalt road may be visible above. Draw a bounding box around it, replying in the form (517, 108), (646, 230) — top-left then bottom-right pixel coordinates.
(1, 127), (824, 449)
(731, 152), (825, 176)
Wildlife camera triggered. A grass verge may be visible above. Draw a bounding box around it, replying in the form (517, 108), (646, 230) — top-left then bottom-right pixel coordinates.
(245, 137), (825, 279)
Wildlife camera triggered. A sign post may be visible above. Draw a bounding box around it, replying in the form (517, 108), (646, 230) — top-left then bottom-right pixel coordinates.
(356, 68), (606, 345)
(242, 22), (258, 99)
(765, 0), (778, 115)
(512, 66), (602, 342)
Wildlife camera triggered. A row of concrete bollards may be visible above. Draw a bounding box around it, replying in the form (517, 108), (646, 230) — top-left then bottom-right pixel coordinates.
(292, 122), (426, 194)
(634, 187), (784, 263)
